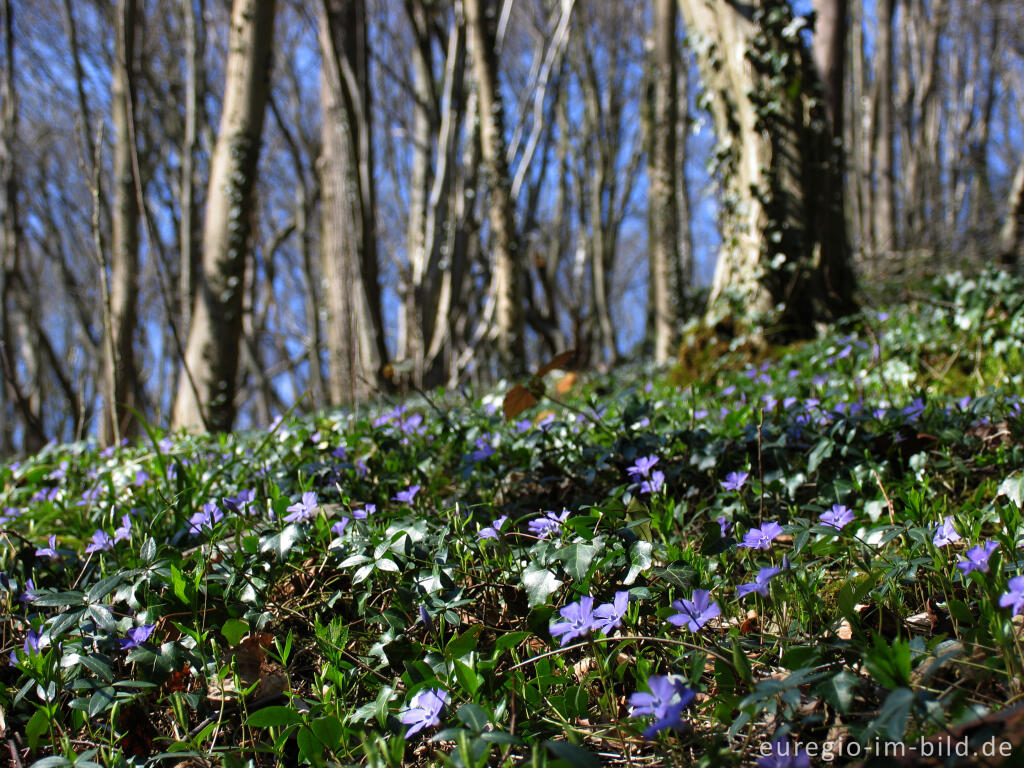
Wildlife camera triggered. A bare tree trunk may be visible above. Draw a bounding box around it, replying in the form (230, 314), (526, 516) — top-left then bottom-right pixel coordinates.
(1000, 160), (1024, 270)
(871, 0), (895, 265)
(102, 0), (140, 446)
(675, 48), (693, 308)
(678, 0), (857, 338)
(179, 0), (203, 332)
(646, 0), (678, 364)
(0, 0), (15, 453)
(318, 0), (387, 406)
(466, 0), (524, 376)
(172, 0), (276, 432)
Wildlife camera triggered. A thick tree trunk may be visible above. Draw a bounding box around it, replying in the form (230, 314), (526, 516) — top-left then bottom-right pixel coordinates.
(102, 0), (140, 446)
(466, 0), (524, 376)
(318, 0), (387, 406)
(646, 0), (678, 364)
(172, 0), (275, 432)
(678, 0), (857, 338)
(179, 0), (202, 332)
(999, 160), (1024, 270)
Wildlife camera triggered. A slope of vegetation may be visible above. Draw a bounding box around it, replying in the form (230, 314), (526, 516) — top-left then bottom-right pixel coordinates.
(4, 270), (1024, 767)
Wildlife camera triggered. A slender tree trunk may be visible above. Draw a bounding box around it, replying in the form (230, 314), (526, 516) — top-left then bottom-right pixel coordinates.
(466, 0), (524, 376)
(646, 0), (678, 364)
(102, 0), (140, 446)
(675, 48), (693, 308)
(179, 0), (202, 332)
(1000, 160), (1024, 270)
(678, 0), (857, 338)
(172, 0), (276, 432)
(0, 0), (15, 453)
(871, 0), (895, 265)
(318, 0), (387, 406)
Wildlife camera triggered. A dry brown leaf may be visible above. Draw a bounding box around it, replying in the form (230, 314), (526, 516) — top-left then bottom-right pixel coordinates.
(207, 633), (289, 703)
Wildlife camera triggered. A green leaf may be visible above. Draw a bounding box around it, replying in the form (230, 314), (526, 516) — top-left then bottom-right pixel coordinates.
(375, 558), (399, 572)
(88, 686), (116, 718)
(877, 687), (915, 741)
(999, 474), (1024, 509)
(447, 626), (482, 658)
(140, 537), (157, 563)
(309, 715), (344, 749)
(86, 574), (123, 604)
(296, 725), (323, 766)
(221, 618), (249, 647)
(543, 740), (601, 768)
(245, 706), (304, 728)
(522, 564), (563, 608)
(454, 660), (482, 696)
(26, 708), (50, 750)
(170, 564), (189, 604)
(821, 670), (859, 714)
(559, 542), (600, 582)
(456, 702), (491, 732)
(31, 590), (85, 608)
(625, 540), (654, 585)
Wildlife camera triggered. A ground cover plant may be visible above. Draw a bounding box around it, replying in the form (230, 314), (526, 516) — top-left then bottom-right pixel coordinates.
(4, 270), (1024, 767)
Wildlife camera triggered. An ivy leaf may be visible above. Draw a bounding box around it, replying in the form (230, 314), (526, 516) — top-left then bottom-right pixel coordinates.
(522, 564), (563, 608)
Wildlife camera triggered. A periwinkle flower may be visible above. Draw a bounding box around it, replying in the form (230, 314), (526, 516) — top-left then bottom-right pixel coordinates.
(393, 485), (421, 504)
(477, 515), (508, 541)
(224, 489), (256, 515)
(284, 491), (319, 523)
(331, 519), (350, 536)
(737, 567), (781, 599)
(119, 624), (156, 650)
(640, 470), (665, 495)
(667, 590), (721, 632)
(721, 471), (749, 492)
(933, 516), (961, 548)
(35, 535), (59, 559)
(593, 591), (630, 633)
(85, 529), (113, 554)
(717, 516), (732, 538)
(113, 514), (132, 543)
(627, 456), (659, 479)
(528, 509), (570, 539)
(738, 522), (784, 550)
(999, 575), (1024, 615)
(819, 504), (855, 531)
(19, 579), (37, 603)
(957, 541), (999, 575)
(399, 688), (447, 738)
(188, 501), (224, 534)
(550, 596), (597, 645)
(628, 675), (695, 739)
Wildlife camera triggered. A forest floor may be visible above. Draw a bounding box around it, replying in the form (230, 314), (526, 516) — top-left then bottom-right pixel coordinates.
(4, 270), (1024, 767)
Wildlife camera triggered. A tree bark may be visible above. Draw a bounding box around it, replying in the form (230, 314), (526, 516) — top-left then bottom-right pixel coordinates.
(172, 0), (276, 432)
(646, 0), (679, 364)
(999, 160), (1024, 270)
(870, 0), (895, 264)
(678, 0), (857, 338)
(102, 0), (140, 446)
(179, 0), (203, 333)
(318, 0), (388, 406)
(466, 0), (524, 376)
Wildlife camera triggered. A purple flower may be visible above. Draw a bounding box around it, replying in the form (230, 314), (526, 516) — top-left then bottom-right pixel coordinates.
(119, 624), (155, 650)
(113, 514), (132, 543)
(331, 519), (350, 536)
(399, 688), (447, 738)
(819, 504), (855, 531)
(550, 596), (597, 645)
(999, 575), (1024, 615)
(717, 516), (732, 538)
(933, 516), (961, 548)
(470, 435), (496, 462)
(640, 470), (665, 495)
(957, 541), (999, 575)
(188, 501), (224, 535)
(85, 529), (113, 554)
(628, 675), (695, 739)
(477, 515), (508, 541)
(284, 491), (318, 523)
(737, 567), (782, 599)
(758, 737), (810, 768)
(23, 628), (41, 656)
(224, 489), (256, 515)
(393, 485), (421, 504)
(514, 419), (532, 433)
(19, 579), (37, 603)
(528, 509), (570, 539)
(593, 591), (630, 634)
(627, 456), (659, 480)
(667, 590), (721, 632)
(721, 471), (749, 492)
(738, 522), (784, 550)
(35, 535), (59, 559)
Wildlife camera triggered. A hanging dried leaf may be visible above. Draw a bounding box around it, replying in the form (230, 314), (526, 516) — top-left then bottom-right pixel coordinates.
(502, 350), (577, 421)
(503, 384), (538, 421)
